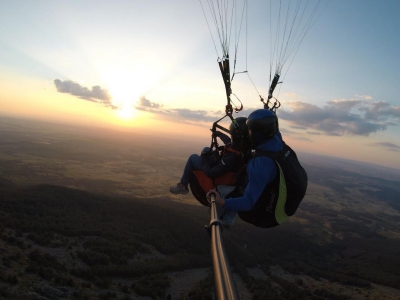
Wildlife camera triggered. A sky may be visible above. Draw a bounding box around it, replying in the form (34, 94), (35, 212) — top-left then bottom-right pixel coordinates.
(0, 0), (399, 170)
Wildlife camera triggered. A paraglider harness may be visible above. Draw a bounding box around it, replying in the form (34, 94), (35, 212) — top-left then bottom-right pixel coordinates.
(189, 121), (246, 207)
(235, 140), (308, 228)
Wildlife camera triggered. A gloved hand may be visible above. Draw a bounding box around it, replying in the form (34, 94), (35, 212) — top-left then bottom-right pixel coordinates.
(206, 189), (225, 207)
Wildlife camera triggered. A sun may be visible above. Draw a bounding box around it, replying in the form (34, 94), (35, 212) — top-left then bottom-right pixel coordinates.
(105, 77), (143, 120)
(117, 105), (137, 119)
(101, 68), (158, 120)
(108, 84), (139, 120)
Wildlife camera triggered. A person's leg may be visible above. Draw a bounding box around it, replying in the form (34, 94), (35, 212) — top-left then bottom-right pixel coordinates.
(180, 154), (202, 187)
(170, 153), (202, 195)
(216, 185), (237, 228)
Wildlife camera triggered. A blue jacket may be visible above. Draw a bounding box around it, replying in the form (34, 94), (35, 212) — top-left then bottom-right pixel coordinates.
(200, 131), (243, 178)
(224, 132), (283, 211)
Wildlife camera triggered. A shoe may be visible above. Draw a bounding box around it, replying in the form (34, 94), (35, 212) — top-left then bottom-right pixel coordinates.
(220, 213), (235, 229)
(170, 183), (189, 195)
(221, 218), (234, 229)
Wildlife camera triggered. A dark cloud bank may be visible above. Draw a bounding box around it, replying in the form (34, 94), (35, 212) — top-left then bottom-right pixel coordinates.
(279, 100), (399, 136)
(371, 142), (400, 152)
(134, 97), (400, 152)
(134, 97), (400, 137)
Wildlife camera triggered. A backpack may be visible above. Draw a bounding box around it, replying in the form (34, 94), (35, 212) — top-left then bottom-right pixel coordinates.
(253, 141), (308, 222)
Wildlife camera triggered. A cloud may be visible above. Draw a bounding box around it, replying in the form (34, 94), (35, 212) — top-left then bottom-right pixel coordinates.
(135, 96), (216, 123)
(174, 108), (216, 122)
(132, 96), (399, 139)
(278, 99), (399, 136)
(137, 96), (162, 108)
(54, 79), (115, 108)
(290, 125), (307, 130)
(296, 136), (314, 142)
(279, 128), (295, 134)
(51, 80), (400, 139)
(279, 127), (313, 141)
(370, 142), (400, 152)
(359, 101), (400, 121)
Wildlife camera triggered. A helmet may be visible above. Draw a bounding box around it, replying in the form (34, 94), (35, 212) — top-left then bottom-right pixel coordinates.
(229, 117), (249, 144)
(246, 109), (279, 144)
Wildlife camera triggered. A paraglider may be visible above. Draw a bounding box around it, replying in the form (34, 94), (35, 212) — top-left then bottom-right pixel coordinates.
(195, 0), (328, 227)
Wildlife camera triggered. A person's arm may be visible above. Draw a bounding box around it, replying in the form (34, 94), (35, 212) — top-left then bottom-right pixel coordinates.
(206, 189), (225, 207)
(223, 157), (277, 211)
(200, 151), (238, 178)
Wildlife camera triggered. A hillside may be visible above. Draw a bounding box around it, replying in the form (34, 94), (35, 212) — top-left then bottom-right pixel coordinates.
(0, 181), (399, 299)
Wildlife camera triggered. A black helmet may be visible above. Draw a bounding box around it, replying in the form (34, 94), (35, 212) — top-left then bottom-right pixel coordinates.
(229, 117), (249, 144)
(246, 109), (278, 144)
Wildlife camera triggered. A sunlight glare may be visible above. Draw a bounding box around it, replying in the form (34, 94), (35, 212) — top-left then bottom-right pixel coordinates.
(117, 105), (137, 119)
(103, 68), (158, 120)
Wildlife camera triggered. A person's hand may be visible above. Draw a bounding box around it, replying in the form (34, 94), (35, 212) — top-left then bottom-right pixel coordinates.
(206, 189), (225, 207)
(201, 147), (210, 156)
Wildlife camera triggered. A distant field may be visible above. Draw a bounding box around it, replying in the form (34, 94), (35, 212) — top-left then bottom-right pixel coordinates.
(0, 117), (199, 200)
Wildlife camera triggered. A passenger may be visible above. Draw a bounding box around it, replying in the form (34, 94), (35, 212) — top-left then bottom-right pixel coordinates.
(170, 117), (249, 196)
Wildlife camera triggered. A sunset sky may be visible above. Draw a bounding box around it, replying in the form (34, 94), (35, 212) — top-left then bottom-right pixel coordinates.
(1, 0), (399, 170)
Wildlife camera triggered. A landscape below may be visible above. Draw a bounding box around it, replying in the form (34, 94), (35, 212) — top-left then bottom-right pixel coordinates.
(0, 117), (399, 300)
